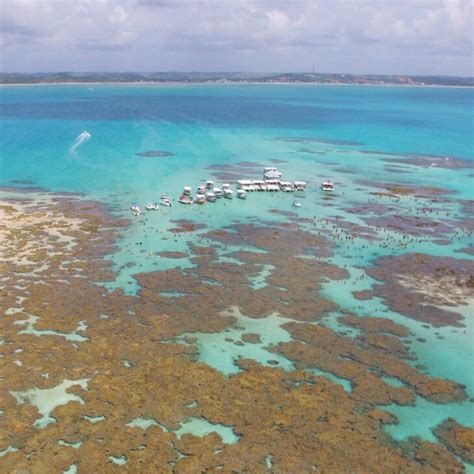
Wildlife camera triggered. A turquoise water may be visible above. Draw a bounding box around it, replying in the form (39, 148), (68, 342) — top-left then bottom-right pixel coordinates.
(1, 84), (473, 448)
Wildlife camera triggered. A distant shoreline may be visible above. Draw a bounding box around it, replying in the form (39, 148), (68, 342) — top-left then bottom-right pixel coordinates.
(1, 81), (472, 89)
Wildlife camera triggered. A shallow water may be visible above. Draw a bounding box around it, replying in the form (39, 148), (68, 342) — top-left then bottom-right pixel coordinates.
(1, 84), (473, 455)
(10, 379), (89, 428)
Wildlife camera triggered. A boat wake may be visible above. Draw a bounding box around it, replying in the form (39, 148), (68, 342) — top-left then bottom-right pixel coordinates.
(70, 131), (91, 153)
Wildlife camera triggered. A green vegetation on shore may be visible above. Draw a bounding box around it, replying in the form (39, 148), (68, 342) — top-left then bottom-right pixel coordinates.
(1, 71), (473, 87)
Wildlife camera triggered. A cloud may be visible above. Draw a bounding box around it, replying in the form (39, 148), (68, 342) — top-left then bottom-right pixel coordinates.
(0, 0), (472, 75)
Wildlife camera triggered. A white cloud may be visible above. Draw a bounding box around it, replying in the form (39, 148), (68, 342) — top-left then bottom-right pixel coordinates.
(0, 0), (472, 74)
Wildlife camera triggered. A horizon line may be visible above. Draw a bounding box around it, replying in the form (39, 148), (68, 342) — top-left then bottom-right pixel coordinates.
(1, 71), (473, 79)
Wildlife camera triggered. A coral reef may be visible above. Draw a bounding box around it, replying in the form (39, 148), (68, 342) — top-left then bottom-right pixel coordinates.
(0, 189), (469, 472)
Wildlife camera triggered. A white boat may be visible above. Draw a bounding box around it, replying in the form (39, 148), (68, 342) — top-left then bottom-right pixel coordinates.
(131, 205), (141, 216)
(198, 185), (206, 194)
(253, 180), (266, 191)
(263, 167), (282, 181)
(266, 183), (280, 192)
(206, 180), (214, 190)
(224, 189), (234, 199)
(222, 183), (231, 190)
(280, 181), (295, 192)
(264, 178), (281, 191)
(183, 186), (192, 196)
(237, 179), (253, 191)
(160, 194), (172, 207)
(206, 192), (217, 202)
(178, 194), (193, 204)
(321, 180), (334, 191)
(195, 194), (206, 205)
(294, 181), (307, 191)
(153, 202), (160, 210)
(293, 200), (302, 208)
(130, 202), (139, 211)
(237, 189), (247, 199)
(214, 187), (223, 198)
(145, 202), (155, 210)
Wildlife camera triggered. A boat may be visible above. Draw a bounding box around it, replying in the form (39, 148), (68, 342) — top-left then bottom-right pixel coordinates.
(160, 194), (172, 207)
(237, 189), (247, 199)
(206, 180), (214, 190)
(294, 181), (307, 191)
(178, 194), (193, 204)
(266, 182), (280, 192)
(195, 194), (206, 205)
(321, 179), (334, 191)
(237, 179), (253, 191)
(264, 178), (280, 191)
(263, 167), (282, 181)
(214, 187), (223, 198)
(145, 202), (155, 210)
(206, 192), (217, 202)
(224, 188), (234, 199)
(253, 180), (266, 191)
(197, 185), (206, 194)
(183, 186), (192, 196)
(153, 202), (160, 210)
(130, 202), (139, 211)
(131, 204), (141, 216)
(280, 181), (295, 192)
(293, 200), (302, 208)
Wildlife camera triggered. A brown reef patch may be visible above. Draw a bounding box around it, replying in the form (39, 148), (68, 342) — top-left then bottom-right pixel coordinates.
(136, 150), (174, 157)
(273, 322), (466, 405)
(155, 251), (189, 259)
(339, 314), (411, 337)
(364, 253), (474, 327)
(434, 418), (474, 464)
(362, 214), (455, 238)
(0, 189), (469, 472)
(169, 219), (207, 234)
(384, 154), (474, 171)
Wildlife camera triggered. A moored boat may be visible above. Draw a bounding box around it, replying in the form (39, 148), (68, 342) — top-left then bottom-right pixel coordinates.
(321, 179), (334, 191)
(206, 192), (217, 202)
(160, 194), (172, 207)
(263, 167), (282, 181)
(224, 188), (234, 199)
(280, 181), (295, 192)
(145, 202), (155, 210)
(130, 203), (141, 216)
(195, 194), (206, 205)
(183, 186), (192, 196)
(214, 187), (223, 198)
(206, 180), (214, 190)
(237, 189), (247, 199)
(294, 181), (307, 191)
(178, 194), (193, 204)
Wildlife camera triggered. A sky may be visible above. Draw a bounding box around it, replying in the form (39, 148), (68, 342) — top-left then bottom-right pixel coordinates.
(0, 0), (472, 76)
